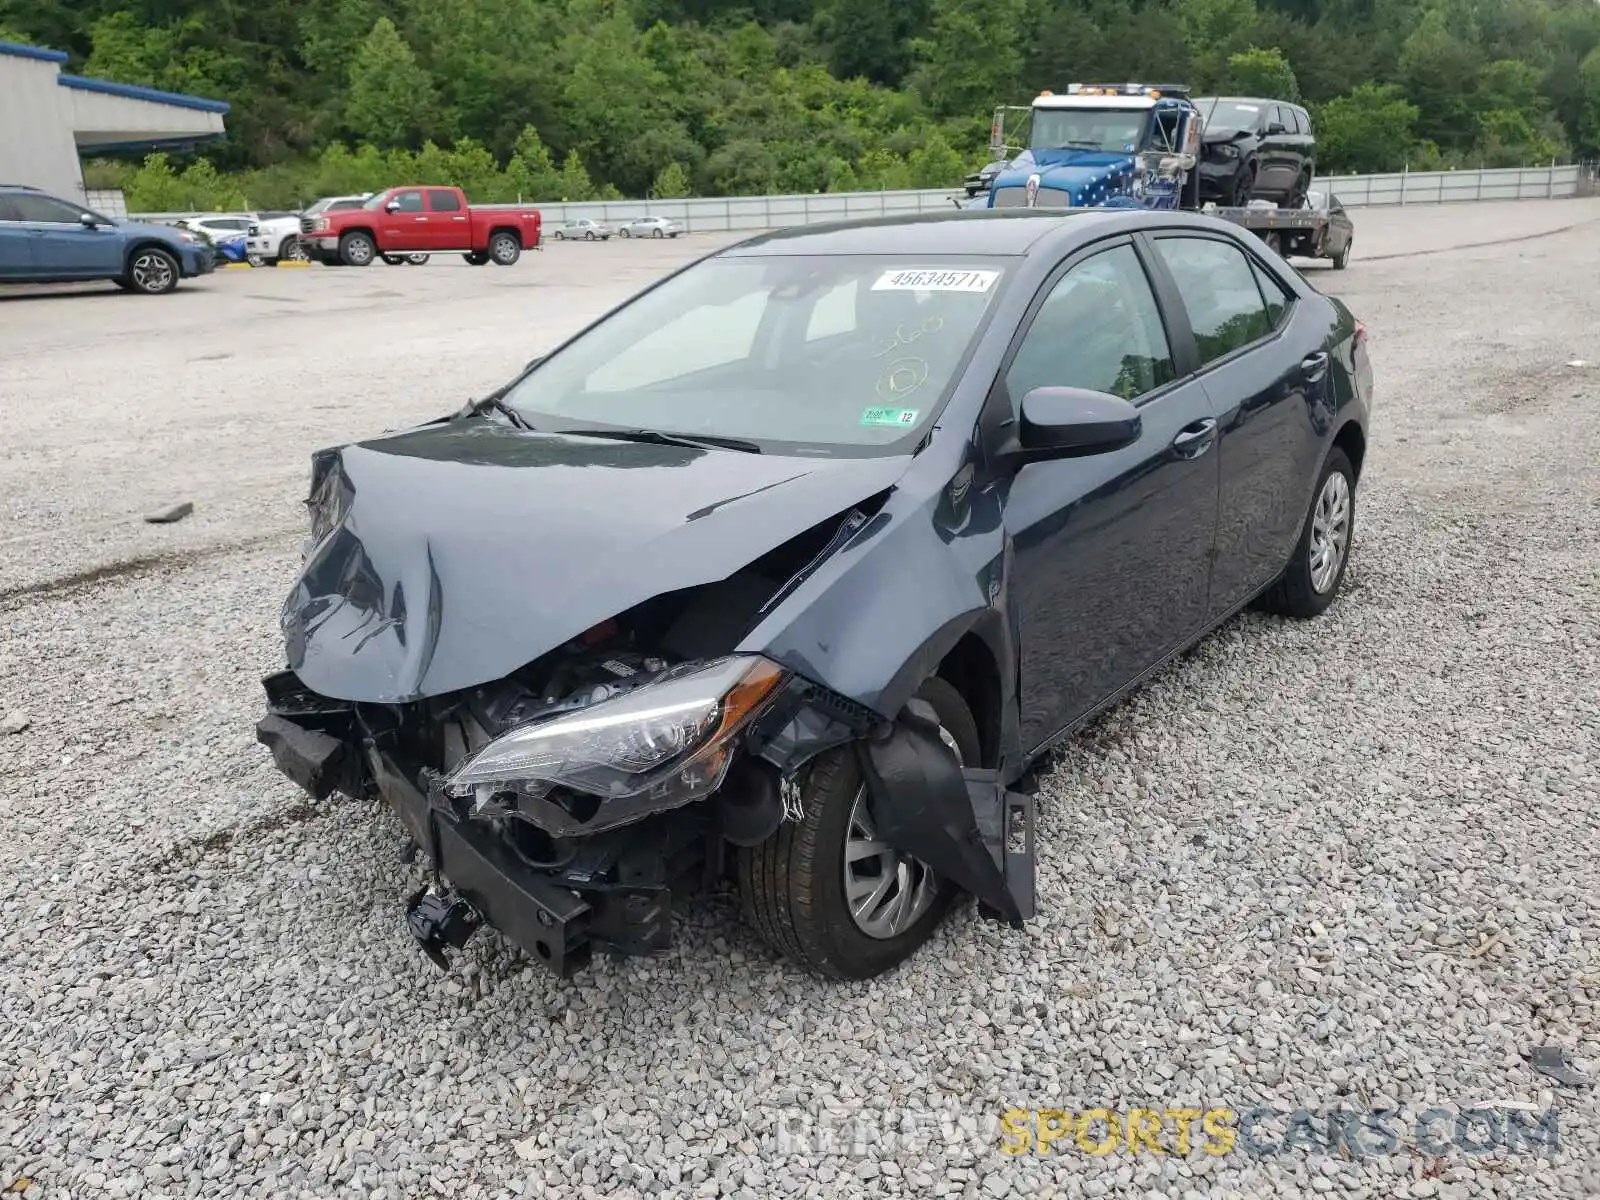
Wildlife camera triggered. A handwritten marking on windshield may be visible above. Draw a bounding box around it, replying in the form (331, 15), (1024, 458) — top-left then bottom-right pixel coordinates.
(872, 316), (944, 360)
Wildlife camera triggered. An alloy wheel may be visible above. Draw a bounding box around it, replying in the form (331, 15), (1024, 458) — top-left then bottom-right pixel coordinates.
(131, 252), (174, 293)
(842, 725), (961, 939)
(1309, 470), (1352, 593)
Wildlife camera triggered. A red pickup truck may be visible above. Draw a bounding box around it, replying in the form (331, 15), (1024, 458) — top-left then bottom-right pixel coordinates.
(299, 185), (541, 267)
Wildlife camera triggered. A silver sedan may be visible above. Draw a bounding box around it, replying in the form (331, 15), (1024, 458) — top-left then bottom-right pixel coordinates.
(617, 215), (685, 239)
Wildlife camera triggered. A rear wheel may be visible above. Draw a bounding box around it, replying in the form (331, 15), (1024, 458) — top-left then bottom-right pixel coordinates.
(463, 252), (489, 265)
(488, 231), (521, 265)
(381, 254), (406, 266)
(652, 227), (664, 238)
(405, 253), (430, 265)
(1288, 170), (1311, 210)
(737, 677), (979, 979)
(584, 230), (595, 241)
(619, 228), (630, 238)
(1257, 447), (1356, 619)
(1332, 237), (1351, 270)
(280, 236), (308, 262)
(339, 231), (376, 267)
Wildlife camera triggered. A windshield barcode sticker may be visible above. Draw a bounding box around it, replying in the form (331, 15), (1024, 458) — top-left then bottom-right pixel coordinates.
(872, 269), (999, 294)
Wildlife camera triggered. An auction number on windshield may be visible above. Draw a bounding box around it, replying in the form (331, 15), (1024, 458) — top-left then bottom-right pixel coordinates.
(872, 268), (999, 293)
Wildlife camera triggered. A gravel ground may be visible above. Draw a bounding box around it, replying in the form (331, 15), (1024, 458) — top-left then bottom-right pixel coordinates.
(2, 199), (1598, 1199)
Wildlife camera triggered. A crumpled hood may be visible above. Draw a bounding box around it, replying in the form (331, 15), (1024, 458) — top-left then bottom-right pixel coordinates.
(1201, 125), (1246, 145)
(281, 419), (912, 703)
(992, 148), (1137, 204)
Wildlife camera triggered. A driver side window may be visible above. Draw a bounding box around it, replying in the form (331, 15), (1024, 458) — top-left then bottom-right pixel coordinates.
(391, 191), (424, 213)
(1004, 244), (1175, 413)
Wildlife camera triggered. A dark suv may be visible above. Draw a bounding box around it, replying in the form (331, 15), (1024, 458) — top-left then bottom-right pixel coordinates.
(0, 184), (214, 293)
(1193, 97), (1315, 208)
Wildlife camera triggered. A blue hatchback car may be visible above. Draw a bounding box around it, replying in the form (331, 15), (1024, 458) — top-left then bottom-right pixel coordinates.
(0, 185), (215, 294)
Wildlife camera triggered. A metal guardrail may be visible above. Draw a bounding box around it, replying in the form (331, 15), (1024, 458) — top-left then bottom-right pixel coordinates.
(124, 164), (1586, 232)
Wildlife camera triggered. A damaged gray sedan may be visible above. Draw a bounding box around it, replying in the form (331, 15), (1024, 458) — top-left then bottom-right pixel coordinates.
(257, 207), (1371, 979)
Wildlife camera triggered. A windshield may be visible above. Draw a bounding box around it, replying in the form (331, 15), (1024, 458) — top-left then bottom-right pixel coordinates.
(1199, 100), (1265, 131)
(501, 254), (1013, 456)
(1030, 107), (1150, 153)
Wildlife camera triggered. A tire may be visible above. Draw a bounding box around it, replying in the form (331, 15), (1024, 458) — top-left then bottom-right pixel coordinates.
(584, 230), (595, 241)
(1288, 171), (1311, 210)
(652, 227), (664, 238)
(488, 231), (521, 266)
(246, 253), (265, 268)
(339, 231), (376, 267)
(1256, 446), (1356, 619)
(463, 252), (488, 265)
(619, 228), (630, 238)
(381, 254), (405, 266)
(552, 230), (564, 240)
(1230, 161), (1257, 207)
(737, 677), (980, 980)
(405, 253), (429, 265)
(280, 236), (308, 262)
(1332, 237), (1351, 270)
(123, 247), (179, 295)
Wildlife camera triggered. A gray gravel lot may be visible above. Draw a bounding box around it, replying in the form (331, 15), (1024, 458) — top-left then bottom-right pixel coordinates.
(2, 199), (1599, 1199)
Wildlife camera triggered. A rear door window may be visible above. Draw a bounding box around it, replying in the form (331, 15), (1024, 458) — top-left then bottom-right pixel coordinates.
(427, 190), (461, 212)
(1153, 235), (1274, 366)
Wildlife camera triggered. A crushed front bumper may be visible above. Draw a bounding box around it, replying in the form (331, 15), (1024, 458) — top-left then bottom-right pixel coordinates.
(255, 671), (678, 977)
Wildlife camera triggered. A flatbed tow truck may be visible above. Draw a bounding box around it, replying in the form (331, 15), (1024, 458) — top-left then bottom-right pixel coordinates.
(962, 83), (1353, 267)
(1201, 196), (1353, 268)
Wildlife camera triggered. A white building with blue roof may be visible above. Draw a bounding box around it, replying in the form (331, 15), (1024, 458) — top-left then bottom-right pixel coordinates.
(0, 39), (229, 200)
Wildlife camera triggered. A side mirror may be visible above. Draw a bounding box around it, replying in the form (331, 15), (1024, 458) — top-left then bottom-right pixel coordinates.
(79, 212), (98, 228)
(385, 200), (401, 213)
(1017, 387), (1141, 460)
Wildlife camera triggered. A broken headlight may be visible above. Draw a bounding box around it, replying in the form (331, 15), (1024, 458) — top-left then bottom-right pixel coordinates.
(443, 656), (786, 806)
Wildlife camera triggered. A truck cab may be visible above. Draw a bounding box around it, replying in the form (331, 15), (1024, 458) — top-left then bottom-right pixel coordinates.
(987, 83), (1202, 212)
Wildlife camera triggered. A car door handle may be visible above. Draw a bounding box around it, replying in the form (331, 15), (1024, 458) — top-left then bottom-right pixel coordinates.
(1171, 418), (1218, 458)
(1300, 352), (1329, 381)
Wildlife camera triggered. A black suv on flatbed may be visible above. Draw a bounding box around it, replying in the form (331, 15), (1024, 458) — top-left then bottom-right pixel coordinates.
(1193, 97), (1316, 208)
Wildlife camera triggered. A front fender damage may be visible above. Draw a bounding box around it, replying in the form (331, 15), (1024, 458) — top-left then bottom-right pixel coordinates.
(856, 697), (1035, 926)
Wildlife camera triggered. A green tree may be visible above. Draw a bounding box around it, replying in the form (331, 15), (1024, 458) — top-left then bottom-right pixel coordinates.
(344, 17), (440, 148)
(909, 0), (1027, 119)
(651, 161), (692, 198)
(1314, 82), (1420, 173)
(907, 128), (964, 187)
(558, 149), (596, 201)
(1226, 46), (1300, 101)
(1398, 11), (1485, 152)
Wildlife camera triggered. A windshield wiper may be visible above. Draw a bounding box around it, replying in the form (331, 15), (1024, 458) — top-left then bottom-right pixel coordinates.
(558, 427), (762, 454)
(457, 392), (534, 431)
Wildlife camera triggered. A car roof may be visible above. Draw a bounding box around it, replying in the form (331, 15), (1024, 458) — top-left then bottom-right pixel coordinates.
(720, 208), (1148, 258)
(1198, 95), (1305, 110)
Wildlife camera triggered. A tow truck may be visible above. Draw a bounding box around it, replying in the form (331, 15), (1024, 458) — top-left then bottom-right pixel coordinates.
(982, 83), (1205, 212)
(967, 82), (1355, 266)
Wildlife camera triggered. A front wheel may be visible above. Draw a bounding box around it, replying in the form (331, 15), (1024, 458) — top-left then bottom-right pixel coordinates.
(405, 253), (429, 265)
(1332, 237), (1351, 270)
(619, 228), (630, 238)
(652, 228), (664, 238)
(381, 254), (406, 266)
(737, 677), (979, 979)
(124, 247), (179, 295)
(339, 231), (377, 267)
(1256, 446), (1356, 619)
(280, 236), (308, 262)
(488, 231), (521, 265)
(584, 230), (595, 241)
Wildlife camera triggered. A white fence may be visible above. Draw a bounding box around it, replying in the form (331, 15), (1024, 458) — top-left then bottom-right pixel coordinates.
(123, 163), (1588, 232)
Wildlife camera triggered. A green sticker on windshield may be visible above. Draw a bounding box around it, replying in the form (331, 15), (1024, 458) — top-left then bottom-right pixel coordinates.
(860, 406), (920, 428)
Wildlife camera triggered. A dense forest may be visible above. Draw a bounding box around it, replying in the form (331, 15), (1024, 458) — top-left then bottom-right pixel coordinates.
(3, 0), (1600, 209)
